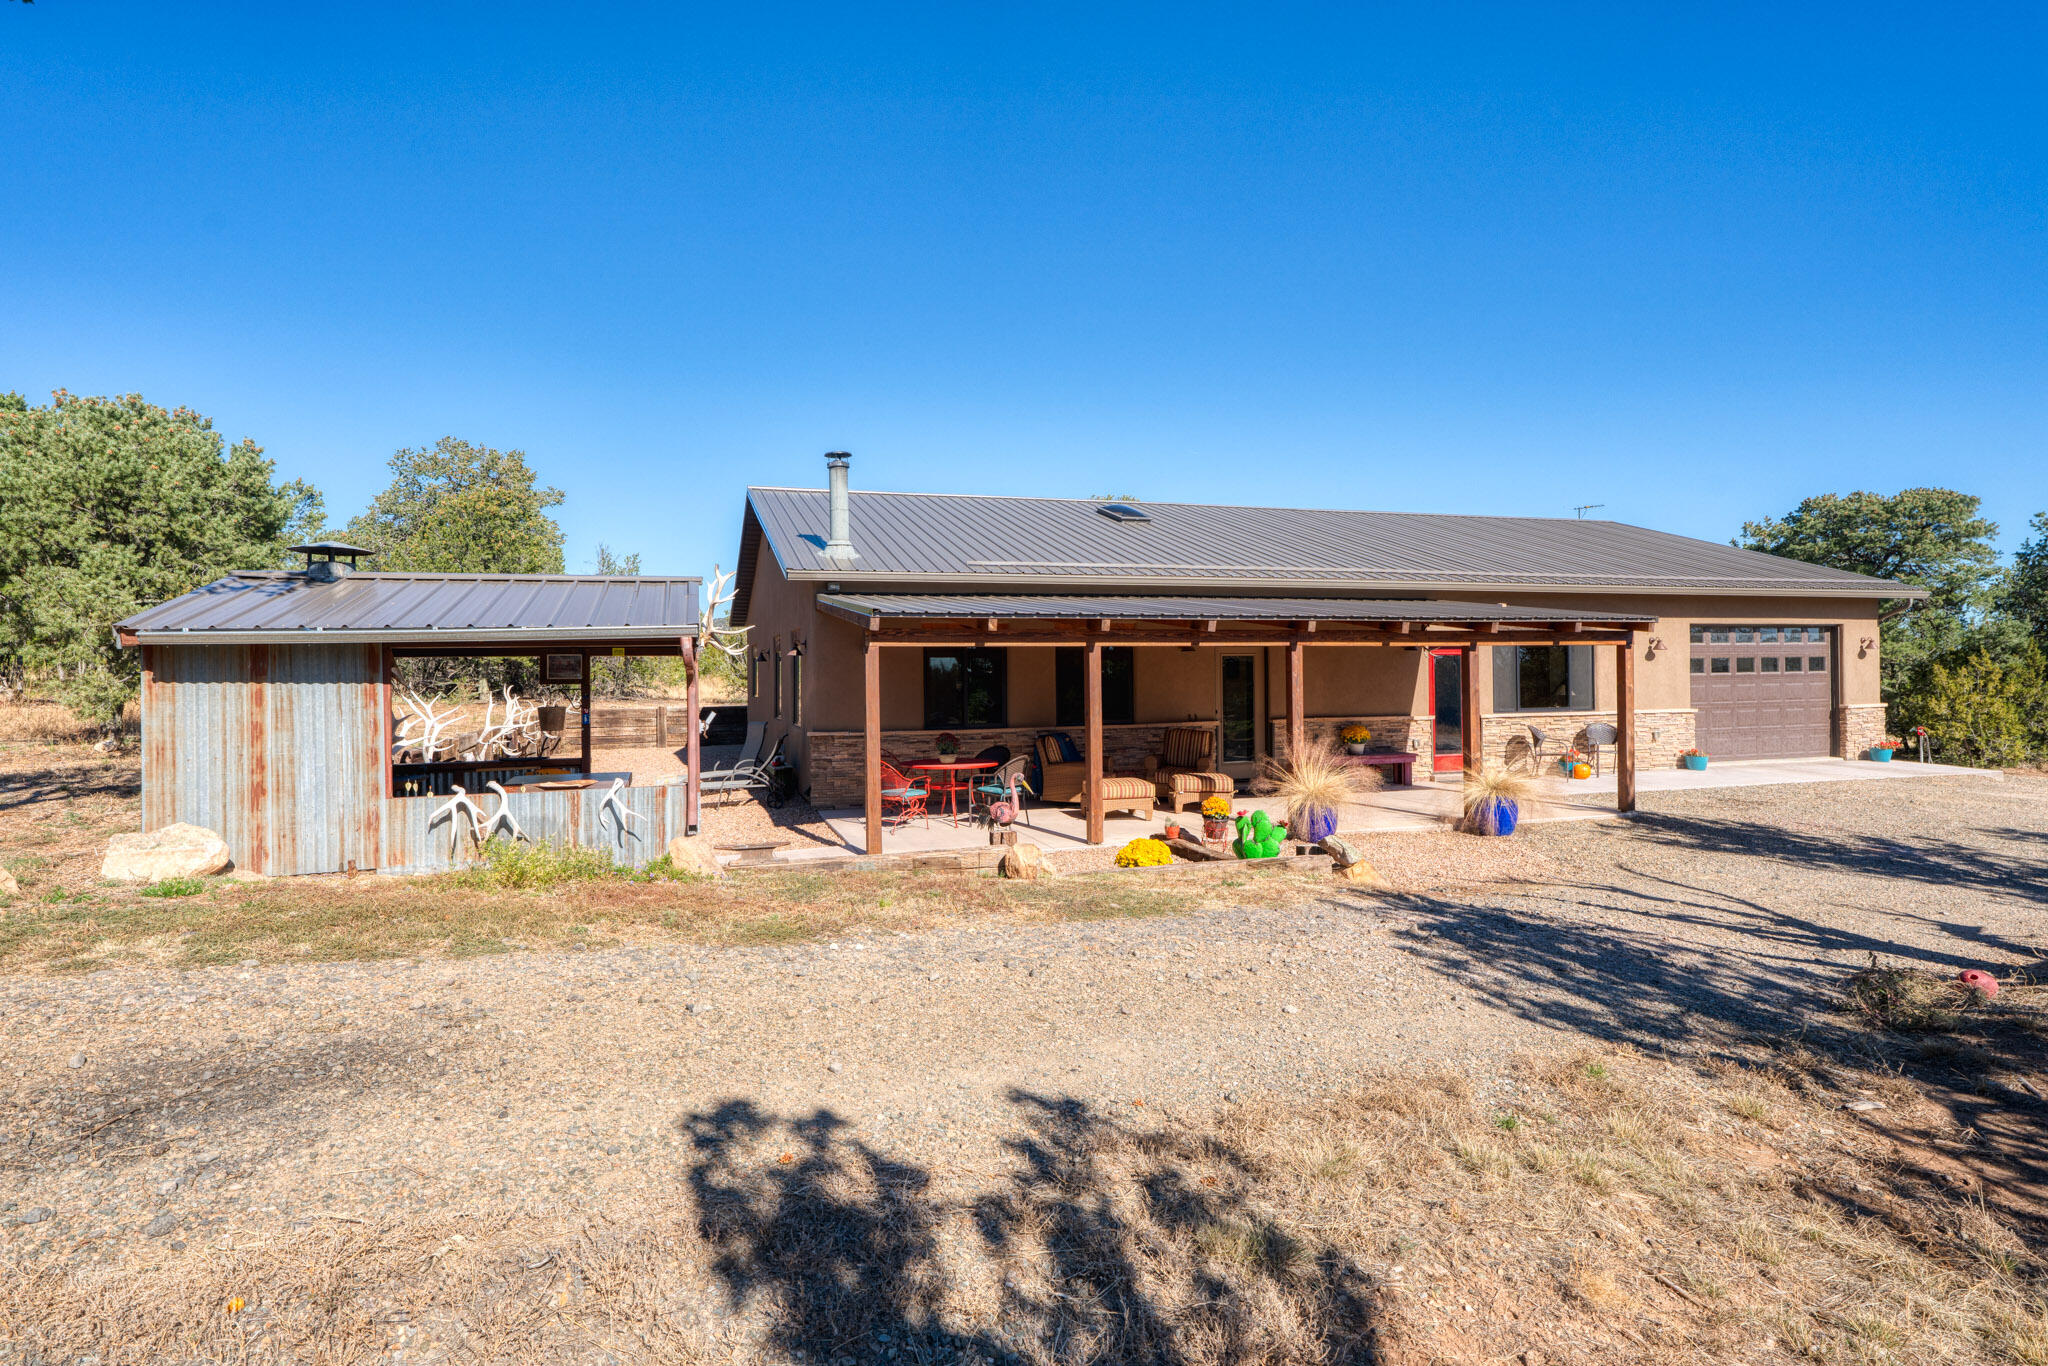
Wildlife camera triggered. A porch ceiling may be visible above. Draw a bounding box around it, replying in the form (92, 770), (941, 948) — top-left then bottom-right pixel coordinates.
(816, 592), (1653, 637)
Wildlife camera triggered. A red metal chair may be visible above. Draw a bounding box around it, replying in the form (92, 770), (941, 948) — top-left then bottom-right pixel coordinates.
(879, 760), (930, 829)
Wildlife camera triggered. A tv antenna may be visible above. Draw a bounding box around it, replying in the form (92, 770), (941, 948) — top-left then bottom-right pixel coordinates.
(1572, 503), (1606, 520)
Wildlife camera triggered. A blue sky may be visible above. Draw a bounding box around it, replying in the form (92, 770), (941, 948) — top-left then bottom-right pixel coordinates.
(3, 4), (2042, 573)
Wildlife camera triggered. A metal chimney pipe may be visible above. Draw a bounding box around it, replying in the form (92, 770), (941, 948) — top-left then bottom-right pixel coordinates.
(824, 452), (855, 559)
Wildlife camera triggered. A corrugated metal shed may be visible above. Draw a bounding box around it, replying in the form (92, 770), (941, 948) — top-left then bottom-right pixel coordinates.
(118, 571), (700, 645)
(815, 593), (1652, 623)
(743, 488), (1919, 597)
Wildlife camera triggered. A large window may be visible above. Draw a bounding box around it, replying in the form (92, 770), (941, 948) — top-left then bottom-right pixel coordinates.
(1055, 646), (1134, 726)
(923, 648), (1007, 728)
(1492, 645), (1593, 713)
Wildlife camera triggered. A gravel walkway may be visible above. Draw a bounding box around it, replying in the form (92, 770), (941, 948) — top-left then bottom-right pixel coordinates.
(3, 774), (2041, 1282)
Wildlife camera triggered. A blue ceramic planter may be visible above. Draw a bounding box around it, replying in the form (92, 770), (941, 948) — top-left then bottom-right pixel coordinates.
(1869, 748), (1894, 762)
(1295, 805), (1338, 843)
(1681, 754), (1708, 771)
(1471, 797), (1519, 837)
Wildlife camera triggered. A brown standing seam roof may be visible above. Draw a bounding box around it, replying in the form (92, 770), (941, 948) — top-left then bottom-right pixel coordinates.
(116, 572), (700, 646)
(738, 488), (1922, 615)
(816, 593), (1652, 625)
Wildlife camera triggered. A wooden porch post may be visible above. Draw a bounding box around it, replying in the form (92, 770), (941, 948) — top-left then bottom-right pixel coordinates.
(682, 636), (701, 834)
(1617, 639), (1638, 813)
(1085, 638), (1104, 845)
(1286, 640), (1306, 763)
(578, 651), (593, 775)
(1460, 645), (1483, 774)
(863, 636), (883, 856)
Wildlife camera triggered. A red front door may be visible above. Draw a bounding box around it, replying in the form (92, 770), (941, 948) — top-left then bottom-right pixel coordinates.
(1429, 648), (1464, 772)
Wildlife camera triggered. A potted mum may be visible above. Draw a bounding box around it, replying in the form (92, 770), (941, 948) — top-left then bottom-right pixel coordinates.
(1200, 795), (1232, 842)
(1338, 722), (1373, 756)
(1557, 747), (1586, 778)
(1679, 746), (1708, 772)
(1462, 765), (1536, 837)
(1870, 736), (1902, 762)
(933, 732), (960, 761)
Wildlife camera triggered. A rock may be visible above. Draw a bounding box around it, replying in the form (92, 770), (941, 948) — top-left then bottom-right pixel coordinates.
(156, 1177), (183, 1196)
(17, 1207), (52, 1225)
(94, 736), (122, 754)
(1844, 1100), (1886, 1112)
(142, 1213), (178, 1238)
(1319, 834), (1365, 868)
(0, 866), (18, 899)
(100, 824), (231, 883)
(67, 1053), (85, 1069)
(998, 843), (1054, 881)
(1334, 859), (1392, 890)
(663, 835), (725, 879)
(828, 1061), (843, 1074)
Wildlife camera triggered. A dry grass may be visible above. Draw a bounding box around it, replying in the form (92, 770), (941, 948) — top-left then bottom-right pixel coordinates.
(8, 1046), (2044, 1364)
(0, 697), (138, 745)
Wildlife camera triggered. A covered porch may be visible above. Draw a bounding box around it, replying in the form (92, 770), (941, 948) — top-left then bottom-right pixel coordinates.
(822, 593), (1654, 853)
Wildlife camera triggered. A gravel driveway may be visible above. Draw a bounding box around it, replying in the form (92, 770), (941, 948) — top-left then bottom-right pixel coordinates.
(4, 774), (2041, 1282)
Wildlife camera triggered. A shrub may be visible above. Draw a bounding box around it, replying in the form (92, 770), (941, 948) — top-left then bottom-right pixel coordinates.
(1918, 644), (2048, 768)
(1114, 837), (1174, 868)
(453, 838), (630, 890)
(139, 877), (205, 898)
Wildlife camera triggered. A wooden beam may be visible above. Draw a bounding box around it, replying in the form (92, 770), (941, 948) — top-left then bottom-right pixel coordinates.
(1286, 640), (1306, 763)
(579, 651), (593, 775)
(682, 636), (701, 834)
(1085, 639), (1104, 845)
(863, 636), (883, 856)
(1460, 645), (1483, 775)
(1617, 639), (1638, 814)
(985, 617), (999, 632)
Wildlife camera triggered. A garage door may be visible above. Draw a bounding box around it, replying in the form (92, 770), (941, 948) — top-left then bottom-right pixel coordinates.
(1689, 625), (1833, 761)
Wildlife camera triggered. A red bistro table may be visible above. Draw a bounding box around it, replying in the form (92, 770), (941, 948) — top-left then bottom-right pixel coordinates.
(910, 760), (997, 825)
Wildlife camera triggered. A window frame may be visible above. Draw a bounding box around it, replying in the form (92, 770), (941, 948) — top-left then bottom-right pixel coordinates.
(1055, 646), (1135, 727)
(921, 647), (1008, 730)
(1491, 644), (1594, 714)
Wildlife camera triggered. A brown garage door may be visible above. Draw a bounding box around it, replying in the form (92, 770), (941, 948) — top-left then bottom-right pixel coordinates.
(1689, 625), (1833, 761)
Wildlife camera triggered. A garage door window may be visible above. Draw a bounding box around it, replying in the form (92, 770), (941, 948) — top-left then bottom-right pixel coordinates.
(1709, 657), (1730, 673)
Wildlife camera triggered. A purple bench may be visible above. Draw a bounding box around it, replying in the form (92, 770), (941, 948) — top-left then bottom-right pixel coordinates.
(1337, 752), (1418, 786)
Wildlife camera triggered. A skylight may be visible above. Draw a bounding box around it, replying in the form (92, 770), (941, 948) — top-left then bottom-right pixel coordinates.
(1095, 503), (1152, 524)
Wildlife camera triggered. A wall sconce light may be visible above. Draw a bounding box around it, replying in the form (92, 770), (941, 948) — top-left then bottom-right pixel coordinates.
(786, 642), (805, 658)
(1646, 636), (1665, 658)
(1858, 636), (1875, 656)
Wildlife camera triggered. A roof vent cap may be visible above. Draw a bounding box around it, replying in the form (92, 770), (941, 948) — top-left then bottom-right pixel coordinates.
(290, 541), (374, 581)
(1095, 502), (1152, 524)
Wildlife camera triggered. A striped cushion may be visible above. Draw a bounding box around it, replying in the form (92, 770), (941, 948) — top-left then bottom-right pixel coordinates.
(1163, 770), (1232, 795)
(1161, 727), (1210, 769)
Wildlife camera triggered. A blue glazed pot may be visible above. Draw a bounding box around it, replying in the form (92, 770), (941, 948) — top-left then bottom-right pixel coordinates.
(1472, 797), (1519, 837)
(1870, 748), (1894, 762)
(1295, 805), (1338, 843)
(1681, 754), (1708, 771)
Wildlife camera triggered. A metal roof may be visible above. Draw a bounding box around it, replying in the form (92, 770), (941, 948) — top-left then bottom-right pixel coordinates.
(117, 571), (700, 646)
(744, 488), (1922, 599)
(817, 593), (1652, 625)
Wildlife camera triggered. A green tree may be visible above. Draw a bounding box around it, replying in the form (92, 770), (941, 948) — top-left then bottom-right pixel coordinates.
(1738, 488), (2007, 731)
(1917, 644), (2048, 769)
(0, 390), (322, 723)
(342, 438), (565, 573)
(2003, 512), (2048, 650)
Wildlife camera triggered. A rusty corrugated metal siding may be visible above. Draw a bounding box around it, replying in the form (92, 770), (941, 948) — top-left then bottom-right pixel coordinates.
(141, 643), (386, 875)
(379, 783), (689, 875)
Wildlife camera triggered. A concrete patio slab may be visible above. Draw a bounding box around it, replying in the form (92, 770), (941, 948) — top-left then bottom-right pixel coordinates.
(795, 754), (1994, 859)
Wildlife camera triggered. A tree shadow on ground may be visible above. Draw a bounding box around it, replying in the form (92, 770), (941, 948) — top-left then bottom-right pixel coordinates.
(682, 1091), (1379, 1365)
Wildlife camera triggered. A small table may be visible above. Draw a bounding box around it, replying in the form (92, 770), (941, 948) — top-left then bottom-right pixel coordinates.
(1337, 751), (1418, 786)
(911, 760), (997, 825)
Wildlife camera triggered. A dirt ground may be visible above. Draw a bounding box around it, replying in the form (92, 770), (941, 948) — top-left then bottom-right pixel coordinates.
(2, 743), (2046, 1362)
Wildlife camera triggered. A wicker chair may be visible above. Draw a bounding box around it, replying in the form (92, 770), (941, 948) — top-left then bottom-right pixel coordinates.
(1034, 732), (1087, 803)
(1144, 726), (1235, 813)
(1579, 723), (1619, 776)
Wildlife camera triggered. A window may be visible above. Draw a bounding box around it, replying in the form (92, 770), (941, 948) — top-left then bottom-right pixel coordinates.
(1761, 657), (1780, 672)
(1710, 657), (1730, 674)
(1736, 657), (1755, 673)
(1492, 645), (1593, 712)
(1759, 626), (1780, 643)
(1735, 627), (1755, 643)
(1689, 625), (1704, 644)
(1784, 656), (1803, 672)
(789, 649), (802, 726)
(1809, 656), (1828, 672)
(1709, 628), (1730, 643)
(1056, 646), (1134, 726)
(771, 636), (782, 718)
(923, 648), (1006, 728)
(1690, 658), (1704, 674)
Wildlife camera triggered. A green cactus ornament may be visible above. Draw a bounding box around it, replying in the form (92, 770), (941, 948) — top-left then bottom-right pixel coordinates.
(1232, 808), (1289, 859)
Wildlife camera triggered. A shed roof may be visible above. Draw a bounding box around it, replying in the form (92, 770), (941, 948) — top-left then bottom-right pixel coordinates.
(738, 487), (1921, 615)
(117, 571), (700, 647)
(815, 593), (1651, 626)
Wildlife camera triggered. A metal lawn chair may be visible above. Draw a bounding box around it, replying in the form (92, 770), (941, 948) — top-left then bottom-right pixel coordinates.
(971, 754), (1034, 828)
(700, 737), (783, 807)
(879, 759), (930, 829)
(703, 721), (766, 778)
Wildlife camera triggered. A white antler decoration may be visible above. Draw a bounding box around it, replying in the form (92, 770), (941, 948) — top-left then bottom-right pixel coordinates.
(427, 784), (487, 854)
(480, 780), (526, 843)
(598, 778), (645, 841)
(698, 564), (754, 661)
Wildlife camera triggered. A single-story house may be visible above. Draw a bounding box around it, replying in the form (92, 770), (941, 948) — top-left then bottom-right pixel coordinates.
(113, 544), (706, 876)
(732, 455), (1922, 851)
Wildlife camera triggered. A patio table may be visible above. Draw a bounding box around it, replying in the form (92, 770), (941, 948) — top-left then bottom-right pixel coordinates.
(911, 760), (997, 826)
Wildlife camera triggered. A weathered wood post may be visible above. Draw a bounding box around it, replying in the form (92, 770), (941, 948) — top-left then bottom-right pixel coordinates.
(1085, 637), (1104, 845)
(863, 634), (883, 856)
(1617, 639), (1638, 813)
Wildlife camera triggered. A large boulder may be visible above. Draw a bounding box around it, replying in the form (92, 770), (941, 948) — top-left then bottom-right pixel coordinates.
(663, 834), (725, 879)
(1334, 859), (1392, 890)
(101, 824), (231, 883)
(999, 843), (1055, 881)
(1318, 834), (1366, 869)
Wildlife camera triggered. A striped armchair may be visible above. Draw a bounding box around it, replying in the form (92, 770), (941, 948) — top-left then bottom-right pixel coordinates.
(1144, 726), (1235, 813)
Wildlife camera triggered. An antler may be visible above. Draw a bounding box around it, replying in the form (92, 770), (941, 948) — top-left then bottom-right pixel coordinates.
(698, 563), (754, 660)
